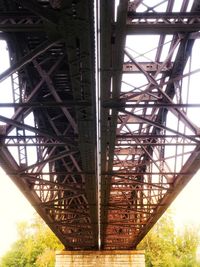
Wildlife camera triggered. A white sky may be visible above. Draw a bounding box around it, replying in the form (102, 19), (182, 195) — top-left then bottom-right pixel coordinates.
(172, 170), (200, 230)
(0, 168), (34, 256)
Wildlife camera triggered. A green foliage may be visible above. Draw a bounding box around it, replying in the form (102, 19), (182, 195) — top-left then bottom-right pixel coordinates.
(1, 210), (200, 267)
(0, 214), (63, 267)
(138, 210), (200, 267)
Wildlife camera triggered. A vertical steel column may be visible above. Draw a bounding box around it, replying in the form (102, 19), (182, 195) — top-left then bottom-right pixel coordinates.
(11, 71), (28, 166)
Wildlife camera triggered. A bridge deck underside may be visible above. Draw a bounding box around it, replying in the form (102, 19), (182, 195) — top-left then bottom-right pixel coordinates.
(0, 0), (200, 250)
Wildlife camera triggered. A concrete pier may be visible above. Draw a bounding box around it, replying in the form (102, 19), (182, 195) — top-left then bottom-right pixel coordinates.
(55, 250), (145, 267)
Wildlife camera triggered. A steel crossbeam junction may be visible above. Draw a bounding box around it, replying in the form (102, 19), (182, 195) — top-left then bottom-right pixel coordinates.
(0, 0), (200, 250)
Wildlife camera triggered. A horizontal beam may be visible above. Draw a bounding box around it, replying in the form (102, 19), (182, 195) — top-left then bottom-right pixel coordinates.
(19, 150), (77, 173)
(3, 101), (199, 109)
(103, 101), (200, 109)
(115, 143), (196, 146)
(0, 115), (73, 144)
(0, 24), (43, 32)
(119, 110), (200, 143)
(3, 143), (72, 147)
(116, 134), (199, 138)
(0, 101), (91, 108)
(7, 171), (189, 176)
(123, 62), (172, 73)
(2, 133), (197, 140)
(114, 147), (143, 155)
(21, 175), (84, 192)
(109, 187), (169, 191)
(107, 172), (190, 176)
(127, 12), (200, 19)
(125, 23), (200, 34)
(0, 11), (37, 18)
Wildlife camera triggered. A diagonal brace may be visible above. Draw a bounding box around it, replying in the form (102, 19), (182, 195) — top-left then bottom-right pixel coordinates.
(14, 0), (59, 24)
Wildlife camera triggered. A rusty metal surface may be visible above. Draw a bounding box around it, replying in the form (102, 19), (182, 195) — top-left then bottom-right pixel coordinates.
(0, 0), (98, 250)
(100, 0), (200, 250)
(0, 0), (200, 250)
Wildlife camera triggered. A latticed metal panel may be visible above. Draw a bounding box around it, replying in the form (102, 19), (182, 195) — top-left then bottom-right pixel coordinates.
(100, 0), (200, 249)
(0, 0), (98, 250)
(0, 0), (200, 251)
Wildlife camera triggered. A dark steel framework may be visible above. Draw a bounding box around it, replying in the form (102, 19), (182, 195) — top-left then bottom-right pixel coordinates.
(0, 0), (200, 250)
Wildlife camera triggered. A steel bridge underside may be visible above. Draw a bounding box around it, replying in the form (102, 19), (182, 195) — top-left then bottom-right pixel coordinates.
(0, 0), (200, 250)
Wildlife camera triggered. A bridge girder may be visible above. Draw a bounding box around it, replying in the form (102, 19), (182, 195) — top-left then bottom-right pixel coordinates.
(0, 0), (200, 250)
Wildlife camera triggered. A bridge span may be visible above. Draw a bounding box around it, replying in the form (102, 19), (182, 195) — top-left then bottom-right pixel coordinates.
(0, 0), (200, 257)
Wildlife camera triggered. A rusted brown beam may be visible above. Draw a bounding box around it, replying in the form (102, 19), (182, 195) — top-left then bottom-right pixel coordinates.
(40, 193), (83, 206)
(116, 134), (199, 139)
(108, 171), (190, 176)
(0, 101), (91, 108)
(0, 146), (77, 248)
(106, 221), (147, 226)
(115, 143), (196, 146)
(33, 61), (78, 132)
(119, 109), (200, 143)
(104, 102), (200, 109)
(6, 56), (65, 134)
(45, 206), (89, 216)
(110, 180), (170, 190)
(4, 143), (73, 147)
(21, 175), (84, 192)
(114, 147), (143, 155)
(100, 0), (128, 248)
(117, 114), (152, 123)
(125, 23), (200, 34)
(109, 187), (169, 191)
(132, 144), (200, 248)
(19, 150), (77, 173)
(127, 11), (200, 19)
(14, 171), (190, 176)
(123, 62), (172, 73)
(0, 115), (71, 144)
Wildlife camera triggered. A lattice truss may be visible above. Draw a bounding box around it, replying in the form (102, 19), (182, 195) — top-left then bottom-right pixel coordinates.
(0, 0), (200, 251)
(100, 0), (200, 249)
(0, 0), (98, 249)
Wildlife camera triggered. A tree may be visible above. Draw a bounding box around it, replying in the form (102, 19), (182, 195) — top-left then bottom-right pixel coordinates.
(1, 210), (199, 267)
(138, 210), (200, 267)
(0, 214), (64, 267)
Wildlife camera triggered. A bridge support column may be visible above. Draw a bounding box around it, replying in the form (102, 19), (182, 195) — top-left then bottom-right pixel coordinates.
(55, 250), (145, 267)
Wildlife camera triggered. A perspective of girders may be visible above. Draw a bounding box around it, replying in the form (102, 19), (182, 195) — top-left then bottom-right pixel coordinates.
(0, 0), (200, 250)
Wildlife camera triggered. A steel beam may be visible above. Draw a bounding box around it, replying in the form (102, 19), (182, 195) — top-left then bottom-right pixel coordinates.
(15, 0), (59, 24)
(123, 62), (173, 73)
(127, 12), (200, 19)
(1, 0), (200, 252)
(0, 101), (91, 108)
(0, 24), (43, 32)
(125, 23), (200, 34)
(0, 115), (72, 144)
(33, 61), (78, 133)
(0, 40), (60, 83)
